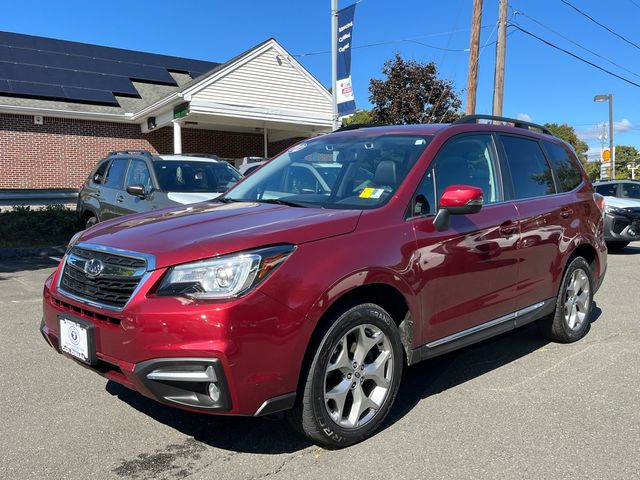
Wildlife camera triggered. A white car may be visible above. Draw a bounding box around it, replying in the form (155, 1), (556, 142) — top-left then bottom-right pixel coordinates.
(594, 181), (640, 250)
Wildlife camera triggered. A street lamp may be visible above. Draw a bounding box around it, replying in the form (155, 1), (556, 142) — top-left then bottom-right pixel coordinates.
(594, 94), (614, 179)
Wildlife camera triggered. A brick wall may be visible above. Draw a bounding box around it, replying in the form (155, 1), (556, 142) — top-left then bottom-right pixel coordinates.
(0, 113), (302, 189)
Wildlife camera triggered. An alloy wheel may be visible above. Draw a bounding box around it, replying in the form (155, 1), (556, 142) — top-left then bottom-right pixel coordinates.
(323, 324), (394, 429)
(564, 268), (590, 331)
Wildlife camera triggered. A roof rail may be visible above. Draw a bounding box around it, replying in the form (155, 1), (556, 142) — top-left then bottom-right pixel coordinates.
(108, 149), (154, 158)
(334, 123), (386, 132)
(453, 114), (553, 136)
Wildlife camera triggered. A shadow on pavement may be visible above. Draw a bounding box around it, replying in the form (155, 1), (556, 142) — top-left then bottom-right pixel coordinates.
(105, 381), (312, 454)
(608, 244), (640, 255)
(107, 304), (603, 453)
(0, 256), (58, 276)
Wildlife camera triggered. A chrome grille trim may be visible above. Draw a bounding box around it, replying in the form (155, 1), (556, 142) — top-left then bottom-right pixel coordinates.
(57, 242), (156, 312)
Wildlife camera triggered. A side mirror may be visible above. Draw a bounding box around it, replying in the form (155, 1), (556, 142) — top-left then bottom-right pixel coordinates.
(126, 184), (147, 199)
(433, 185), (484, 231)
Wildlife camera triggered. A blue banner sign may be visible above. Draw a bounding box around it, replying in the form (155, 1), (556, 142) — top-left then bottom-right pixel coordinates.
(336, 4), (356, 117)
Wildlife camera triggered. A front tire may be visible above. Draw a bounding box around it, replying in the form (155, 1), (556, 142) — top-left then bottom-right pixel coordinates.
(292, 303), (403, 448)
(538, 256), (593, 343)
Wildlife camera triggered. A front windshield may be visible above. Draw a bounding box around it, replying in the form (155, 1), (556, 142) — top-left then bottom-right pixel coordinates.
(225, 134), (432, 209)
(154, 161), (241, 193)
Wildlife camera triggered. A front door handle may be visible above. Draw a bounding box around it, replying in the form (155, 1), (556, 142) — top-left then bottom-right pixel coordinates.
(116, 194), (124, 203)
(560, 207), (574, 219)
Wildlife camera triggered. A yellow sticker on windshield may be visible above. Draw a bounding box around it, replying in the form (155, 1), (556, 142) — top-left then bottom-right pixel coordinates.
(359, 188), (384, 199)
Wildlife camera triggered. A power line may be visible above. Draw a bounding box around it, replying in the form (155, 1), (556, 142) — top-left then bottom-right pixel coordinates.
(293, 25), (494, 57)
(626, 0), (640, 11)
(558, 0), (640, 51)
(510, 24), (640, 88)
(513, 8), (640, 80)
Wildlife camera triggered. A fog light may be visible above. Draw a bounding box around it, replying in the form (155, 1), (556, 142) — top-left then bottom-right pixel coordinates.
(629, 230), (637, 236)
(208, 382), (221, 402)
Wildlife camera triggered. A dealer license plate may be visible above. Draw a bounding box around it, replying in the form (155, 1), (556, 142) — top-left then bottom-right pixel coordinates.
(59, 317), (93, 364)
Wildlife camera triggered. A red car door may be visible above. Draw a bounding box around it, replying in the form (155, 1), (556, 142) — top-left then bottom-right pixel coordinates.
(499, 135), (592, 310)
(410, 133), (521, 345)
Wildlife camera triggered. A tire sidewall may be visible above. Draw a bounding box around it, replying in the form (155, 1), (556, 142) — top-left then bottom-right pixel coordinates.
(307, 303), (403, 447)
(557, 257), (594, 341)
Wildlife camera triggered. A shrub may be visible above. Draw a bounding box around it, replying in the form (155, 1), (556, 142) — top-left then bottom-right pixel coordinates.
(0, 205), (80, 248)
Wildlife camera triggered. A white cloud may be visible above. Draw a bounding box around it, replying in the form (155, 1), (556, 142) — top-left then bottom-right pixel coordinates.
(579, 118), (633, 142)
(516, 113), (532, 122)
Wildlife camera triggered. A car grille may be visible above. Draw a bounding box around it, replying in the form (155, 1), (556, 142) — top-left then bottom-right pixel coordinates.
(59, 247), (147, 309)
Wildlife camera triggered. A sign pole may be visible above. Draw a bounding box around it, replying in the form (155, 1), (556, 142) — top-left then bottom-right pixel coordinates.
(331, 0), (339, 131)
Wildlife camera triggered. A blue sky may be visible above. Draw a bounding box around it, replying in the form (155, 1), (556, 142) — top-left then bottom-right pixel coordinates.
(4, 0), (640, 159)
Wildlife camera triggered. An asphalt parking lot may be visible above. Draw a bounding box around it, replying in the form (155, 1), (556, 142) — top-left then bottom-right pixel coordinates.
(1, 249), (639, 480)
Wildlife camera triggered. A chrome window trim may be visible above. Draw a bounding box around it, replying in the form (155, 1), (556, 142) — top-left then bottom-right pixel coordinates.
(56, 242), (156, 312)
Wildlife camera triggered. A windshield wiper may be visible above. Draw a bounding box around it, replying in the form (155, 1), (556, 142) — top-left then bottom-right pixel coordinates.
(256, 198), (309, 208)
(215, 197), (243, 203)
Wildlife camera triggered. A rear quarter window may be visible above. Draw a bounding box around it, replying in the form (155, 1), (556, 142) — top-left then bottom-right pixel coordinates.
(595, 184), (617, 196)
(542, 141), (583, 192)
(500, 135), (555, 199)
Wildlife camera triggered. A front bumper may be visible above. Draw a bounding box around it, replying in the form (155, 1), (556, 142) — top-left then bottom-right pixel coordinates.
(604, 212), (640, 241)
(40, 267), (307, 416)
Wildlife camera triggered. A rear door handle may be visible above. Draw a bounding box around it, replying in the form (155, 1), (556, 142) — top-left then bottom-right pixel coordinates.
(499, 220), (518, 236)
(560, 207), (574, 219)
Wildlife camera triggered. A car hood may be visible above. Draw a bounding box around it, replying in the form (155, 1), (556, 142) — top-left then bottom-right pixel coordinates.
(167, 191), (222, 204)
(78, 202), (362, 269)
(603, 196), (640, 208)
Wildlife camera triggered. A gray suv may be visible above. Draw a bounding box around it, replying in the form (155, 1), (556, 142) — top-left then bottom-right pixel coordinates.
(77, 150), (242, 228)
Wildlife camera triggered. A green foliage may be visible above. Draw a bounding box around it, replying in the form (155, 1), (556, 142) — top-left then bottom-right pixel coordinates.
(613, 145), (638, 179)
(544, 123), (589, 161)
(341, 109), (374, 127)
(369, 53), (462, 125)
(0, 205), (79, 248)
(585, 161), (601, 181)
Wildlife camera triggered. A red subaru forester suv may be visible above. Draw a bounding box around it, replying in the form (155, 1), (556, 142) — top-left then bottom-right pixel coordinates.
(41, 115), (607, 448)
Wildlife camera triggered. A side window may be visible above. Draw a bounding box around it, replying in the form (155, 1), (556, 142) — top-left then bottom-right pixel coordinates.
(91, 160), (110, 185)
(103, 158), (129, 189)
(621, 182), (640, 199)
(413, 134), (500, 216)
(543, 141), (583, 192)
(125, 160), (152, 190)
(595, 184), (617, 197)
(501, 136), (555, 199)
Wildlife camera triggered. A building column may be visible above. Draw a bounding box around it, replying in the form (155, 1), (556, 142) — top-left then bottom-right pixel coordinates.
(173, 121), (182, 154)
(263, 127), (268, 158)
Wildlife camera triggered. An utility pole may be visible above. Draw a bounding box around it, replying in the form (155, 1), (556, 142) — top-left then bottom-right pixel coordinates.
(492, 0), (508, 117)
(465, 0), (483, 115)
(331, 0), (339, 131)
(609, 94), (615, 179)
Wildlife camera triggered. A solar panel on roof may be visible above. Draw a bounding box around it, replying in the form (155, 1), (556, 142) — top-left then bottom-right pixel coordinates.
(0, 30), (219, 106)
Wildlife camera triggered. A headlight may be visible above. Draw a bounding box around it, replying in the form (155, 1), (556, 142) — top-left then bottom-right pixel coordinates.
(156, 245), (295, 299)
(604, 205), (626, 215)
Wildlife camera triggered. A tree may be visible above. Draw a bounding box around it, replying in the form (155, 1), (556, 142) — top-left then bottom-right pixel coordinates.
(341, 109), (373, 127)
(543, 123), (588, 162)
(369, 53), (462, 125)
(585, 161), (601, 181)
(613, 145), (638, 179)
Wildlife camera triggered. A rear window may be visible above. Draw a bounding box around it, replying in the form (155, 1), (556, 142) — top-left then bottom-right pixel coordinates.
(91, 160), (110, 185)
(543, 141), (582, 192)
(154, 161), (241, 193)
(500, 135), (555, 199)
(103, 158), (129, 189)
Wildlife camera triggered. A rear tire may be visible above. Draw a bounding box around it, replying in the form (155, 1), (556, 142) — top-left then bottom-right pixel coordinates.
(606, 241), (629, 251)
(84, 215), (98, 229)
(291, 303), (403, 448)
(537, 256), (593, 343)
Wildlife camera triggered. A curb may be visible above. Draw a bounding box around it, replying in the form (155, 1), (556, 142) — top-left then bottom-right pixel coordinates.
(0, 245), (66, 259)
